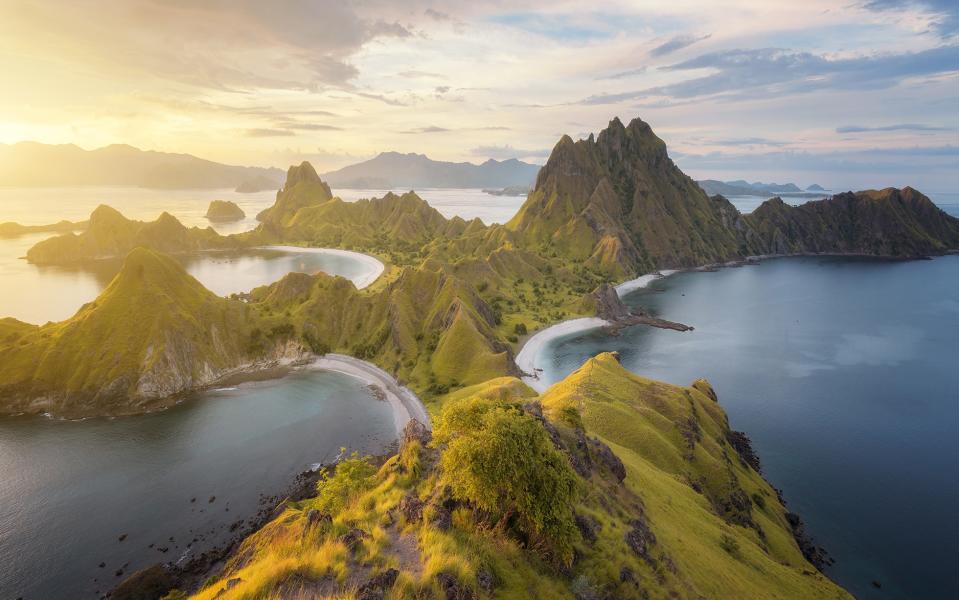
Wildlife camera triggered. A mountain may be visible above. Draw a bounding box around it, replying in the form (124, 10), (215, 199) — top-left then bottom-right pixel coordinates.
(250, 161), (477, 251)
(26, 205), (235, 264)
(806, 184), (826, 192)
(0, 248), (283, 416)
(508, 117), (959, 277)
(745, 188), (959, 257)
(507, 117), (748, 277)
(697, 179), (823, 197)
(0, 141), (283, 189)
(321, 151), (540, 189)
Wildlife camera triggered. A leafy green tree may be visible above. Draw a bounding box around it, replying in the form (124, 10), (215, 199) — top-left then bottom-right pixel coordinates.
(434, 396), (579, 563)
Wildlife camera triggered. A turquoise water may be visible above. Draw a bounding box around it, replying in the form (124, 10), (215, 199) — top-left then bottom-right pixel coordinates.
(538, 254), (959, 599)
(0, 369), (396, 599)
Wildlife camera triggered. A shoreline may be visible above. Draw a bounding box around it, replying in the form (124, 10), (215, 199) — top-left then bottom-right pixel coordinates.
(515, 270), (679, 393)
(307, 353), (431, 433)
(259, 245), (385, 289)
(512, 250), (959, 394)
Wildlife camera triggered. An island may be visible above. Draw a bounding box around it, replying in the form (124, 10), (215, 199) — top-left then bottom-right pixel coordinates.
(482, 184), (530, 196)
(6, 115), (958, 600)
(204, 199), (246, 222)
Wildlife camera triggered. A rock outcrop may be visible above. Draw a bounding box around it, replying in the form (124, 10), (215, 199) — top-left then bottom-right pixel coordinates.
(205, 199), (245, 222)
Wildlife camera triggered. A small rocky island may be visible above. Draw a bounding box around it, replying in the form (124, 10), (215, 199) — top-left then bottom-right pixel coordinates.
(204, 200), (246, 222)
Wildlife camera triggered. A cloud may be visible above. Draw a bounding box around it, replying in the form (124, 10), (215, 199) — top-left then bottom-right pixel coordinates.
(836, 123), (948, 133)
(2, 0), (412, 91)
(649, 33), (711, 57)
(244, 128), (296, 137)
(398, 70), (445, 79)
(400, 126), (451, 134)
(277, 122), (344, 131)
(470, 144), (549, 160)
(579, 44), (959, 104)
(860, 0), (959, 36)
(424, 8), (452, 22)
(598, 67), (648, 80)
(712, 137), (789, 147)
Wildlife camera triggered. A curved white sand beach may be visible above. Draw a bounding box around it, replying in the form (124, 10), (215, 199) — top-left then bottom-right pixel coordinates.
(261, 246), (386, 289)
(311, 353), (431, 435)
(515, 270), (680, 393)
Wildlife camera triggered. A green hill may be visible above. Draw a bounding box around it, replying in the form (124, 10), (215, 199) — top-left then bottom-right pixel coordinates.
(26, 205), (234, 264)
(744, 187), (959, 257)
(178, 353), (849, 600)
(0, 248), (276, 416)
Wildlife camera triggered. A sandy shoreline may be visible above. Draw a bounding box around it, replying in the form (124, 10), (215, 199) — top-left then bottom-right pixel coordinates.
(260, 245), (385, 289)
(309, 353), (431, 434)
(515, 270), (680, 393)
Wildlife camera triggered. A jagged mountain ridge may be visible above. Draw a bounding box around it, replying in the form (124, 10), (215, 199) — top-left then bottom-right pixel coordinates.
(508, 116), (959, 277)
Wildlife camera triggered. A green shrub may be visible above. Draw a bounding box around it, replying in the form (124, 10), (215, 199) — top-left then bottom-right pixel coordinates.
(315, 451), (377, 514)
(434, 395), (580, 563)
(720, 533), (742, 558)
(513, 322), (527, 335)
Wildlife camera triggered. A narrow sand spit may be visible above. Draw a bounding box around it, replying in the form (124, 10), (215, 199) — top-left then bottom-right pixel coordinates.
(515, 270), (679, 393)
(311, 354), (431, 434)
(261, 246), (386, 289)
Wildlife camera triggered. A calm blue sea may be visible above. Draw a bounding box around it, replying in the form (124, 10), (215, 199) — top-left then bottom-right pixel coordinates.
(538, 253), (959, 599)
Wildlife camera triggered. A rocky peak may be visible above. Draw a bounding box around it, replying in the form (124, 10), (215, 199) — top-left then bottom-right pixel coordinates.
(89, 204), (130, 228)
(283, 161), (322, 189)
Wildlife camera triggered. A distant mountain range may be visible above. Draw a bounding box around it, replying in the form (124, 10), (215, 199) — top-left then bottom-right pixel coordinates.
(697, 179), (828, 197)
(0, 143), (541, 192)
(321, 151), (540, 189)
(0, 142), (284, 190)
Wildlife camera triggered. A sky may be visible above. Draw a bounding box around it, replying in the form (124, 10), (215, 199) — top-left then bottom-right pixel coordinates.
(0, 0), (957, 191)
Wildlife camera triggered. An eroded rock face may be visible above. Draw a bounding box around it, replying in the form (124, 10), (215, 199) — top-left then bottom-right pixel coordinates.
(357, 568), (399, 600)
(402, 418), (433, 447)
(588, 282), (631, 321)
(111, 564), (174, 600)
(726, 430), (762, 472)
(436, 571), (477, 600)
(399, 493), (425, 523)
(625, 519), (657, 562)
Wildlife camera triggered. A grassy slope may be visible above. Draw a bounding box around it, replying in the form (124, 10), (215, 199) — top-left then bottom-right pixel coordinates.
(26, 204), (231, 264)
(182, 357), (849, 600)
(541, 353), (848, 599)
(0, 247), (261, 415)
